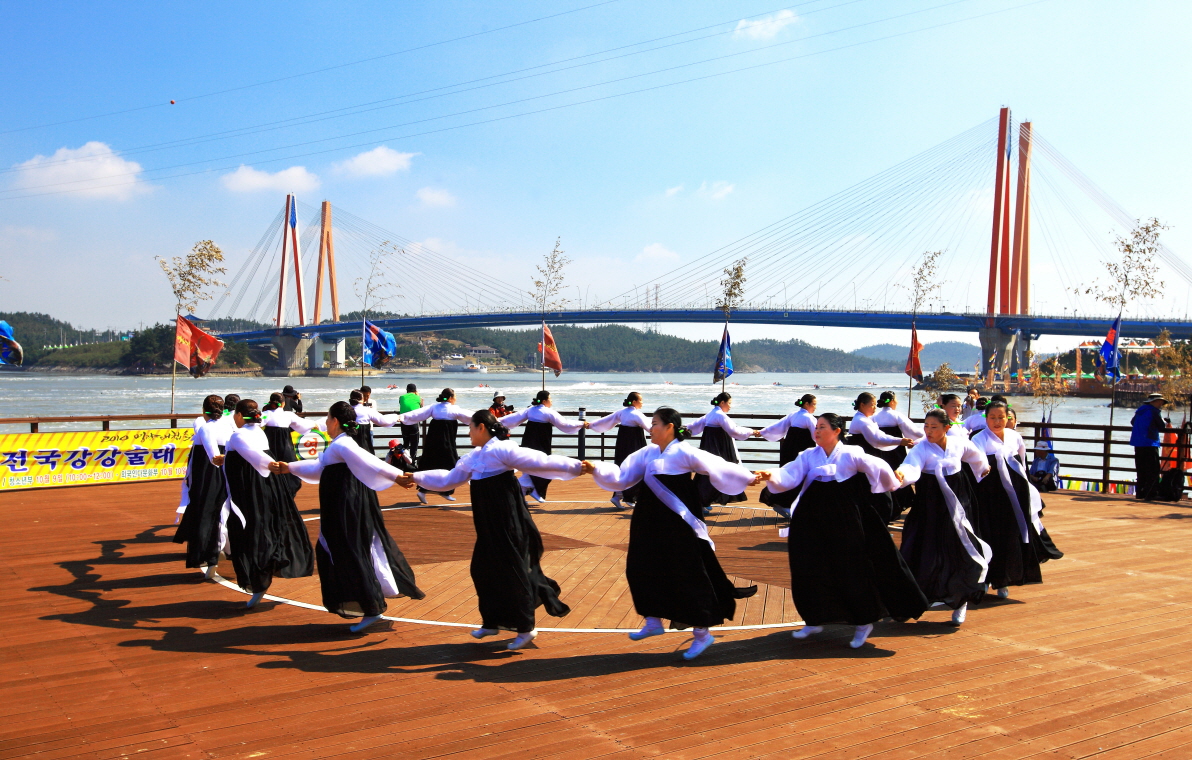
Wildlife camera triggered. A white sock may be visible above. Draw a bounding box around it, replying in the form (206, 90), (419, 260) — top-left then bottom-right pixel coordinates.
(507, 630), (538, 650)
(951, 603), (968, 625)
(246, 591), (265, 608)
(628, 617), (665, 640)
(470, 628), (499, 639)
(350, 615), (382, 633)
(683, 629), (715, 660)
(792, 625), (824, 639)
(850, 623), (874, 649)
(204, 565), (218, 580)
(997, 587), (1009, 599)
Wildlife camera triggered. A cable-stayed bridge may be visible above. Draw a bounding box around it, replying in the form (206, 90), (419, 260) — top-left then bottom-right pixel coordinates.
(211, 109), (1192, 375)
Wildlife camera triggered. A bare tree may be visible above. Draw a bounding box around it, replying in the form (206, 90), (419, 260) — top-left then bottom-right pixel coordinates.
(155, 240), (227, 315)
(1154, 328), (1192, 407)
(1030, 351), (1065, 418)
(899, 249), (945, 316)
(919, 361), (963, 412)
(529, 238), (570, 315)
(716, 257), (748, 321)
(1081, 217), (1168, 312)
(353, 242), (403, 378)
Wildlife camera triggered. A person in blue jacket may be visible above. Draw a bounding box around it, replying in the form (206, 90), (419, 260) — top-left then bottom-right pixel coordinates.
(1131, 393), (1169, 501)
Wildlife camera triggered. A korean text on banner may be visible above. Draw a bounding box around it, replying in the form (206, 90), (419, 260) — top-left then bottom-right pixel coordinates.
(0, 428), (192, 491)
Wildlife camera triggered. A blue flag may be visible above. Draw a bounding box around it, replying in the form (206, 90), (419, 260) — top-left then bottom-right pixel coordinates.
(362, 320), (397, 368)
(713, 325), (733, 383)
(0, 321), (23, 366)
(1099, 314), (1122, 380)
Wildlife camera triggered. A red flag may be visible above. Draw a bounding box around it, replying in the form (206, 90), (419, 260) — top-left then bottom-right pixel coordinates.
(537, 322), (562, 377)
(175, 316), (224, 378)
(905, 323), (924, 382)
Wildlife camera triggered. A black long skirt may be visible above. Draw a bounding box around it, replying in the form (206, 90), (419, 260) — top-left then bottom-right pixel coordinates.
(416, 419), (460, 497)
(263, 425), (302, 497)
(974, 455), (1060, 588)
(469, 470), (571, 632)
(351, 423), (375, 456)
(520, 421), (556, 499)
(900, 473), (987, 608)
(846, 433), (899, 524)
(696, 426), (748, 511)
(316, 463), (425, 618)
(877, 425), (915, 522)
(172, 444), (226, 568)
(223, 451), (315, 594)
(613, 425), (647, 503)
(788, 477), (927, 626)
(760, 428), (814, 512)
(628, 473), (757, 628)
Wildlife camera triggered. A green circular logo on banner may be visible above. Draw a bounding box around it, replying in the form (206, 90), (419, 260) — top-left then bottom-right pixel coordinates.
(293, 429), (331, 460)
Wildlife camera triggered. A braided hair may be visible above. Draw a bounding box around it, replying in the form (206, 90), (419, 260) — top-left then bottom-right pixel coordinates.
(437, 388), (455, 403)
(471, 409), (511, 440)
(795, 393), (816, 408)
(202, 394), (224, 421)
(623, 392), (642, 407)
(853, 392), (875, 411)
(328, 401), (360, 433)
(263, 392), (284, 412)
(223, 394), (241, 414)
(711, 391), (731, 407)
(349, 390), (364, 406)
(877, 391), (896, 408)
(531, 390), (550, 406)
(235, 398), (263, 424)
(653, 407), (690, 441)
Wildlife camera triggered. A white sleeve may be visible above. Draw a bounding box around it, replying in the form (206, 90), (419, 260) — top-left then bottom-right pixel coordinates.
(628, 409), (651, 428)
(687, 414), (709, 436)
(196, 428), (221, 464)
(961, 439), (990, 479)
(720, 415), (756, 441)
(853, 416), (904, 447)
(288, 458), (325, 484)
(498, 408), (531, 430)
(587, 410), (621, 434)
(591, 448), (649, 491)
(848, 451), (901, 493)
(1014, 432), (1027, 465)
(369, 408), (401, 427)
(413, 465), (473, 492)
(340, 441), (404, 491)
(499, 444), (583, 480)
(544, 408), (584, 434)
(231, 438), (274, 477)
(289, 414), (317, 434)
(448, 404), (473, 424)
(766, 453), (810, 493)
(685, 446), (755, 494)
(899, 413), (925, 441)
(398, 405), (434, 425)
(897, 444), (926, 487)
(759, 415), (791, 442)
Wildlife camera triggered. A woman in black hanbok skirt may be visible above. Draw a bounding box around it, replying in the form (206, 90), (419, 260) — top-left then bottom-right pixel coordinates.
(688, 392), (759, 515)
(970, 402), (1062, 598)
(589, 407), (760, 660)
(397, 388), (474, 504)
(173, 395), (231, 579)
(279, 402), (425, 633)
(849, 393), (916, 525)
(222, 399), (315, 607)
(758, 394), (818, 519)
(760, 412), (928, 649)
(588, 392), (651, 509)
(401, 410), (589, 650)
(261, 392), (317, 497)
(895, 409), (993, 626)
(872, 391), (924, 522)
(500, 390), (588, 503)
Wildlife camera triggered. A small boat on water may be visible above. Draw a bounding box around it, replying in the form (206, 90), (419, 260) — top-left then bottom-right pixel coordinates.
(440, 362), (488, 374)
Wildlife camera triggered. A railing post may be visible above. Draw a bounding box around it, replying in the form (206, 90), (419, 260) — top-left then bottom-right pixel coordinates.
(102, 420), (110, 432)
(577, 407), (586, 460)
(30, 422), (38, 433)
(1102, 426), (1112, 494)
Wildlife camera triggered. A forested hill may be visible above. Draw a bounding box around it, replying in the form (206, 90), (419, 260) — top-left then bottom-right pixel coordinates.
(0, 311), (127, 363)
(441, 325), (901, 372)
(851, 341), (980, 372)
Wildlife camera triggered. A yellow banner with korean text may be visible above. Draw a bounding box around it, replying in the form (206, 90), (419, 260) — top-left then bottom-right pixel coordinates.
(0, 428), (191, 491)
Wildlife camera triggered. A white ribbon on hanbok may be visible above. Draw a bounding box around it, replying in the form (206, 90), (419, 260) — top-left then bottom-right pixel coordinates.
(788, 463), (838, 516)
(644, 471), (716, 550)
(929, 459), (992, 584)
(1005, 455), (1045, 535)
(992, 453), (1031, 543)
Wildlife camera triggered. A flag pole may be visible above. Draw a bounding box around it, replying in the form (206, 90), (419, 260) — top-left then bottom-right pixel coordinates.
(361, 317), (366, 388)
(170, 314), (178, 416)
(721, 321), (727, 393)
(541, 321), (546, 392)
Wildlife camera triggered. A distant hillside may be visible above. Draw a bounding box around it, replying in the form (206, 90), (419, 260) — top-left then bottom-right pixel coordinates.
(0, 311), (127, 364)
(441, 326), (902, 373)
(851, 341), (980, 372)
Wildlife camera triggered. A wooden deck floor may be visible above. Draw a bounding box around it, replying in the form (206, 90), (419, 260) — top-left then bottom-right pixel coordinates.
(5, 478), (1192, 758)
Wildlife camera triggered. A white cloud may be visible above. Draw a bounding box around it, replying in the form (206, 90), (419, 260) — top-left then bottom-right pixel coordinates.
(733, 10), (798, 40)
(332, 146), (416, 177)
(697, 180), (735, 200)
(635, 243), (680, 263)
(221, 165), (320, 193)
(665, 184), (684, 197)
(1, 225), (57, 243)
(12, 142), (148, 200)
(416, 187), (456, 208)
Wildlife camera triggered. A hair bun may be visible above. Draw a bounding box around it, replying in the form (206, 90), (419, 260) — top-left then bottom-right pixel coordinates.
(495, 423), (511, 441)
(623, 400), (632, 407)
(710, 399), (718, 406)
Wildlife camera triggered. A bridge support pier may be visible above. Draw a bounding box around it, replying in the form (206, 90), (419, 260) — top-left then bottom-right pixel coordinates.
(265, 335), (315, 377)
(979, 327), (1016, 384)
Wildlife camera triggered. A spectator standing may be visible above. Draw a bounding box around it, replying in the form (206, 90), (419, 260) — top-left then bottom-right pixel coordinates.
(489, 391), (513, 418)
(282, 385), (303, 413)
(1131, 393), (1168, 501)
(398, 383), (423, 463)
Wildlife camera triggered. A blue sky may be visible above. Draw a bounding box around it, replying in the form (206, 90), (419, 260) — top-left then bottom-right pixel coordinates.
(1, 0), (1188, 352)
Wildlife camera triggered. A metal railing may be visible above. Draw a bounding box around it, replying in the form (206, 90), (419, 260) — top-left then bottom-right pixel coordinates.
(2, 409), (1184, 495)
